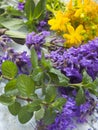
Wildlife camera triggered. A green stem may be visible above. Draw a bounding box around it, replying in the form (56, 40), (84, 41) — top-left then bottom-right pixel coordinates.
(69, 83), (83, 88)
(16, 96), (33, 102)
(16, 96), (49, 107)
(1, 75), (13, 80)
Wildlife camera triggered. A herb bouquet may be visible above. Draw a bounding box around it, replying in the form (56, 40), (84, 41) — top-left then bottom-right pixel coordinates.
(0, 0), (98, 130)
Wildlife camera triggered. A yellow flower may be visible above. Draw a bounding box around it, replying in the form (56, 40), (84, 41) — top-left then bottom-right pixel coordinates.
(48, 0), (98, 48)
(67, 0), (73, 10)
(63, 24), (85, 47)
(74, 0), (98, 17)
(48, 11), (70, 32)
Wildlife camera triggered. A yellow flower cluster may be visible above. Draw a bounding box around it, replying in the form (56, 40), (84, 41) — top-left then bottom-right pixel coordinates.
(48, 0), (98, 48)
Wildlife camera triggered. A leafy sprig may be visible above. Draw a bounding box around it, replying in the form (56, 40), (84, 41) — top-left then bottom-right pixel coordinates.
(0, 48), (68, 124)
(0, 0), (47, 40)
(0, 48), (98, 124)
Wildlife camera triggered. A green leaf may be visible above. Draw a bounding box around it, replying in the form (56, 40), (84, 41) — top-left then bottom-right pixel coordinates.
(42, 59), (52, 69)
(48, 73), (58, 84)
(18, 106), (33, 124)
(5, 30), (26, 39)
(17, 74), (35, 96)
(94, 78), (98, 86)
(8, 102), (21, 116)
(45, 86), (56, 103)
(32, 67), (43, 82)
(35, 106), (45, 120)
(7, 6), (23, 17)
(41, 52), (52, 69)
(24, 0), (35, 20)
(50, 68), (69, 86)
(31, 48), (38, 68)
(0, 94), (15, 106)
(27, 100), (41, 112)
(85, 82), (96, 90)
(76, 87), (86, 106)
(52, 97), (66, 111)
(43, 73), (51, 84)
(33, 0), (46, 19)
(82, 71), (92, 84)
(5, 79), (18, 95)
(0, 8), (5, 15)
(1, 61), (18, 79)
(85, 82), (98, 96)
(0, 18), (23, 30)
(43, 108), (57, 125)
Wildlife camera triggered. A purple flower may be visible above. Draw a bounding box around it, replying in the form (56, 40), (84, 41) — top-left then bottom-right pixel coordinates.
(25, 31), (50, 59)
(17, 2), (24, 11)
(40, 21), (47, 26)
(50, 38), (98, 81)
(26, 31), (50, 46)
(0, 37), (31, 74)
(48, 93), (94, 130)
(37, 19), (49, 32)
(0, 35), (12, 50)
(64, 67), (82, 83)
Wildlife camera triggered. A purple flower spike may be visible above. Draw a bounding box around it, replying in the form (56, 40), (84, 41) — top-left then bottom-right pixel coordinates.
(25, 31), (50, 60)
(50, 38), (98, 81)
(48, 94), (94, 130)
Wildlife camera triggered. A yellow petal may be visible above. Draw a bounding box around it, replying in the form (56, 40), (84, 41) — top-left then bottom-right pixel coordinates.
(84, 0), (90, 5)
(67, 25), (75, 34)
(77, 0), (82, 5)
(48, 19), (55, 25)
(74, 9), (82, 17)
(63, 34), (71, 39)
(67, 0), (73, 9)
(76, 25), (84, 34)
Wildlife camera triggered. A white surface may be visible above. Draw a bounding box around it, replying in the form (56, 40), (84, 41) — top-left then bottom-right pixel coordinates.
(0, 81), (36, 130)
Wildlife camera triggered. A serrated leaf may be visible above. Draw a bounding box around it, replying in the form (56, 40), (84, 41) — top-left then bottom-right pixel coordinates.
(48, 73), (58, 84)
(52, 98), (66, 111)
(27, 100), (41, 112)
(1, 61), (18, 79)
(42, 60), (52, 69)
(45, 86), (56, 103)
(85, 82), (96, 89)
(35, 106), (45, 120)
(24, 0), (35, 20)
(76, 87), (85, 106)
(41, 52), (52, 69)
(94, 78), (98, 86)
(4, 79), (18, 95)
(50, 68), (69, 86)
(84, 77), (98, 96)
(18, 106), (33, 124)
(82, 71), (92, 84)
(17, 74), (35, 96)
(31, 48), (38, 68)
(32, 67), (43, 82)
(0, 94), (15, 106)
(43, 73), (51, 84)
(8, 102), (21, 116)
(43, 108), (57, 125)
